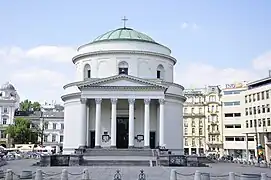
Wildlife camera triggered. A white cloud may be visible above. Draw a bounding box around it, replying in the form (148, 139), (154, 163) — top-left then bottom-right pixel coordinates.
(181, 22), (199, 30)
(252, 51), (271, 70)
(181, 22), (188, 29)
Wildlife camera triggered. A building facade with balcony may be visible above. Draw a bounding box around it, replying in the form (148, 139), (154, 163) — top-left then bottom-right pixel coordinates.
(241, 72), (271, 162)
(40, 102), (64, 153)
(0, 82), (20, 147)
(221, 82), (256, 158)
(183, 86), (223, 156)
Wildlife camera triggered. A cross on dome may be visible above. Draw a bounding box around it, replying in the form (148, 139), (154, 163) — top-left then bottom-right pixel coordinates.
(121, 16), (128, 28)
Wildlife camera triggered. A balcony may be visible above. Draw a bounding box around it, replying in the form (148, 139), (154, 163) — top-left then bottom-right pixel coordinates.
(208, 131), (220, 135)
(183, 113), (205, 118)
(209, 111), (219, 115)
(210, 121), (219, 125)
(206, 141), (223, 145)
(205, 101), (221, 105)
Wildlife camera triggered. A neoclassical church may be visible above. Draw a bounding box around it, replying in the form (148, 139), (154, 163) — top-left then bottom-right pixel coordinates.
(62, 23), (186, 154)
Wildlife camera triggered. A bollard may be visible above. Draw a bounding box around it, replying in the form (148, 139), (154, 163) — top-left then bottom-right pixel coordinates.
(201, 172), (210, 180)
(81, 168), (89, 180)
(229, 172), (235, 180)
(194, 170), (201, 180)
(61, 169), (68, 180)
(34, 169), (42, 180)
(261, 173), (267, 180)
(5, 169), (13, 180)
(170, 169), (177, 180)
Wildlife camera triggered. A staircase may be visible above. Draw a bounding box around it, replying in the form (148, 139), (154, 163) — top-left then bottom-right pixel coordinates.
(84, 148), (153, 156)
(82, 148), (156, 166)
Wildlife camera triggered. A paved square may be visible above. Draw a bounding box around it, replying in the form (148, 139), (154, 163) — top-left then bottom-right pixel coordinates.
(2, 160), (271, 180)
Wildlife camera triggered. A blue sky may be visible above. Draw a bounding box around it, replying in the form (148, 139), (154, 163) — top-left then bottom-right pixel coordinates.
(0, 0), (271, 102)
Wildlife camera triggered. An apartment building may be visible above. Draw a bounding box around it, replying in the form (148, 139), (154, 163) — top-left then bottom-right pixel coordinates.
(242, 72), (271, 162)
(183, 86), (223, 156)
(222, 82), (256, 158)
(0, 82), (20, 147)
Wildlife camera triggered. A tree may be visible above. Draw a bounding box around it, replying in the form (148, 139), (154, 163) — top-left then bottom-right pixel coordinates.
(20, 99), (41, 111)
(5, 117), (38, 144)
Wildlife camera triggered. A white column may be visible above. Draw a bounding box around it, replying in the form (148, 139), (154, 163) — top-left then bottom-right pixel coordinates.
(128, 98), (135, 147)
(159, 99), (165, 147)
(95, 98), (102, 147)
(246, 133), (249, 161)
(110, 98), (118, 147)
(80, 98), (87, 147)
(144, 99), (151, 148)
(86, 103), (90, 147)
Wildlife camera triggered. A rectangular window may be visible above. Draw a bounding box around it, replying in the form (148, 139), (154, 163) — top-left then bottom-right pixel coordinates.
(235, 124), (241, 128)
(118, 68), (128, 75)
(185, 138), (188, 146)
(61, 124), (64, 130)
(245, 96), (248, 103)
(253, 107), (256, 114)
(223, 101), (240, 106)
(234, 113), (241, 117)
(3, 108), (7, 113)
(60, 135), (63, 142)
(225, 125), (234, 128)
(156, 71), (161, 78)
(53, 123), (57, 130)
(44, 135), (48, 142)
(266, 90), (270, 99)
(44, 123), (48, 129)
(250, 120), (253, 127)
(262, 105), (266, 113)
(192, 128), (195, 134)
(245, 108), (248, 116)
(257, 93), (260, 101)
(249, 95), (251, 102)
(223, 90), (242, 95)
(225, 137), (234, 141)
(262, 91), (265, 100)
(267, 104), (270, 113)
(263, 118), (266, 127)
(268, 118), (271, 126)
(248, 137), (254, 141)
(249, 107), (252, 115)
(2, 118), (7, 125)
(199, 128), (203, 135)
(235, 137), (244, 141)
(246, 120), (249, 128)
(224, 113), (234, 117)
(258, 106), (261, 114)
(52, 135), (56, 142)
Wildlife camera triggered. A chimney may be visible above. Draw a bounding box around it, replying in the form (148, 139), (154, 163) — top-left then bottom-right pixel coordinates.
(269, 70), (271, 77)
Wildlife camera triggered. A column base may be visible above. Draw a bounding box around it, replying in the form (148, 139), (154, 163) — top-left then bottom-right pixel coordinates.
(144, 146), (150, 149)
(128, 146), (135, 149)
(110, 146), (117, 148)
(94, 146), (101, 149)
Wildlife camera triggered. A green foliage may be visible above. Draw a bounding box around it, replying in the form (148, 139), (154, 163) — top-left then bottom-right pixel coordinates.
(5, 117), (38, 144)
(20, 99), (41, 111)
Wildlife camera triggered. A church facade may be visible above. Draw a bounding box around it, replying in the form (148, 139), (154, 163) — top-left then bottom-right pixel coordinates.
(62, 26), (186, 154)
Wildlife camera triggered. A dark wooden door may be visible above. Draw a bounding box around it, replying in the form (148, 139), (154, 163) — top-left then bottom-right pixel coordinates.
(150, 131), (156, 149)
(90, 131), (95, 148)
(116, 117), (129, 148)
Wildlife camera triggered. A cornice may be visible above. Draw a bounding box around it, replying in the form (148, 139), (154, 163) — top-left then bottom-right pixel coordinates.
(165, 93), (186, 102)
(80, 86), (165, 91)
(61, 92), (81, 102)
(72, 50), (177, 65)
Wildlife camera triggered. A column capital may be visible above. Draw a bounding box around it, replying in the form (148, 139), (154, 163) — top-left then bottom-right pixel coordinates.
(128, 98), (135, 105)
(95, 98), (102, 104)
(159, 99), (165, 105)
(144, 99), (151, 105)
(80, 98), (87, 104)
(111, 98), (118, 104)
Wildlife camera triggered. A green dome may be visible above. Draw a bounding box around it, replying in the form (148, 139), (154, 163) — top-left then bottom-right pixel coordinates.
(92, 28), (156, 43)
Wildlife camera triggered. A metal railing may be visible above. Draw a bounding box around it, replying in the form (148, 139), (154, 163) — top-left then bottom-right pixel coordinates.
(171, 170), (271, 180)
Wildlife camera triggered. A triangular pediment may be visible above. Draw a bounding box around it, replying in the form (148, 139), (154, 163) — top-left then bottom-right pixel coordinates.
(78, 74), (167, 89)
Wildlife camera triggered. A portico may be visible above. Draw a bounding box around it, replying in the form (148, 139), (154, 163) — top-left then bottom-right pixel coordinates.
(79, 97), (165, 149)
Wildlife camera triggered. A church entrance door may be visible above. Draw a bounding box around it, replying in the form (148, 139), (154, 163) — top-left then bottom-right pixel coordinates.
(116, 117), (129, 148)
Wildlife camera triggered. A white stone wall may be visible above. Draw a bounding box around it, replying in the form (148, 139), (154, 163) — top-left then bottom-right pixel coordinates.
(75, 53), (174, 82)
(63, 98), (82, 153)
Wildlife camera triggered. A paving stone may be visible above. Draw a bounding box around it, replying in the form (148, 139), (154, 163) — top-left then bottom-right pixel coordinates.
(2, 159), (271, 180)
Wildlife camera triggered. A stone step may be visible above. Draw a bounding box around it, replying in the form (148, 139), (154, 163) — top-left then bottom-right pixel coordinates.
(84, 149), (153, 156)
(83, 160), (155, 166)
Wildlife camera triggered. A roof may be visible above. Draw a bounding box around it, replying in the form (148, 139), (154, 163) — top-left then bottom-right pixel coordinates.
(1, 82), (15, 91)
(93, 27), (155, 43)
